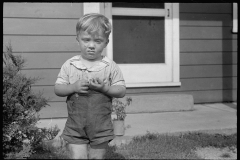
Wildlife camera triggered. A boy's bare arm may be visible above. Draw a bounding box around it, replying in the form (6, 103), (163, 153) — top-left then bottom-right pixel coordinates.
(54, 80), (89, 97)
(104, 85), (126, 98)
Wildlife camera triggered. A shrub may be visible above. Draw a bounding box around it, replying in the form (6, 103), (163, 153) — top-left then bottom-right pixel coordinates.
(3, 43), (59, 159)
(112, 97), (132, 121)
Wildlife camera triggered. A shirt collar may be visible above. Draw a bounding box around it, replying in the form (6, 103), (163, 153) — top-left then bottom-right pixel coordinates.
(70, 55), (110, 71)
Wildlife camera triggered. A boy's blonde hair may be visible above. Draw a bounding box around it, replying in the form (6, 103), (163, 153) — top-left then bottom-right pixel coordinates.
(76, 13), (112, 38)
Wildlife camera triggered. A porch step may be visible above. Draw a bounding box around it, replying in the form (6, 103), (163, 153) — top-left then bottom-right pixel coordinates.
(119, 94), (194, 113)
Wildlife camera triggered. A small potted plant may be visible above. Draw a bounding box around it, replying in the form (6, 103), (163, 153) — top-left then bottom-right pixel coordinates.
(112, 97), (132, 136)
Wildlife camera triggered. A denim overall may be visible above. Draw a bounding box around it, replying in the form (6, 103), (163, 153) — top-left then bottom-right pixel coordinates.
(61, 90), (114, 146)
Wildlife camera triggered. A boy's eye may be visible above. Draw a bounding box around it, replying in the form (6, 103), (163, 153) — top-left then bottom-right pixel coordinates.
(82, 39), (90, 42)
(96, 40), (101, 43)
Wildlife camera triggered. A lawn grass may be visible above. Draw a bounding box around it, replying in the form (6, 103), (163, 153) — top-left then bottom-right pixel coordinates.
(105, 132), (200, 159)
(28, 131), (237, 159)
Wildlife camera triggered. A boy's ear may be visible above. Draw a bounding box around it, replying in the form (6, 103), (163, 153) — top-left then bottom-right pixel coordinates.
(105, 39), (109, 46)
(104, 39), (109, 48)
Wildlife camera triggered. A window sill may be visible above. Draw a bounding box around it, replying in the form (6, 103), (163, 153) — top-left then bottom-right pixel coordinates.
(126, 82), (181, 88)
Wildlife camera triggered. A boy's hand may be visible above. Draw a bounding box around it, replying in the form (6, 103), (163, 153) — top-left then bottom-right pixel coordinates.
(89, 78), (109, 94)
(72, 79), (89, 94)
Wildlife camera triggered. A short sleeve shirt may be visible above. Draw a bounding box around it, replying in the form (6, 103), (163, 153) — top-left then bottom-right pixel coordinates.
(55, 55), (125, 87)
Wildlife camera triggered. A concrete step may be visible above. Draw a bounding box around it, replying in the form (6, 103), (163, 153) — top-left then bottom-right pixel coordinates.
(119, 94), (194, 113)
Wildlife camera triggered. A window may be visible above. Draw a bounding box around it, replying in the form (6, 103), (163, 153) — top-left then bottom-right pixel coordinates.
(84, 3), (180, 87)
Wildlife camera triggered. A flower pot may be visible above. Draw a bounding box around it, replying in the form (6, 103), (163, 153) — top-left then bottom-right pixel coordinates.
(113, 120), (125, 136)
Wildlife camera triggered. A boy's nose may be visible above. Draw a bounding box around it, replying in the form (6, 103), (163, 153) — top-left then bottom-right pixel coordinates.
(88, 42), (95, 49)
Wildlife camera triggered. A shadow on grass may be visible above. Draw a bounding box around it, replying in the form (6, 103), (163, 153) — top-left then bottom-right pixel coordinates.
(29, 142), (126, 159)
(28, 142), (70, 159)
(29, 146), (69, 159)
(104, 145), (126, 159)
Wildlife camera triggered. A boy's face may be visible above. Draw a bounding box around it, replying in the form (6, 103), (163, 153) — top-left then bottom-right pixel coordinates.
(77, 30), (109, 61)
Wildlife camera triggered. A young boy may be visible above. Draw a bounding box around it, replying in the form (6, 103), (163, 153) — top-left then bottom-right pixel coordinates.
(54, 13), (126, 159)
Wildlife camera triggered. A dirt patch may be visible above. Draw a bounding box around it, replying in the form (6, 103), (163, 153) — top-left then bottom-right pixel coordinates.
(194, 146), (237, 159)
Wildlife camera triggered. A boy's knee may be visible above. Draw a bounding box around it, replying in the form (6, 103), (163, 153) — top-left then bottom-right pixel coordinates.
(89, 141), (108, 159)
(88, 149), (106, 159)
(67, 143), (88, 159)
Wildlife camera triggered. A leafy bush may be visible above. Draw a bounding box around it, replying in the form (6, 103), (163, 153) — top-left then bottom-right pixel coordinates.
(112, 97), (132, 121)
(3, 43), (60, 159)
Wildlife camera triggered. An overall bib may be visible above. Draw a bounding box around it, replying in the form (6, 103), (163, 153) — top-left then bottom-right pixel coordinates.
(61, 90), (114, 146)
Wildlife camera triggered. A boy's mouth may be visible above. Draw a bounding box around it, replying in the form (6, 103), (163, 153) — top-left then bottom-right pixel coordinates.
(87, 50), (95, 53)
(87, 51), (95, 55)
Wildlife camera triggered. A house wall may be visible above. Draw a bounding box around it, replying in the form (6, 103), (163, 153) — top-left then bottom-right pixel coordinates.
(3, 3), (237, 119)
(126, 3), (237, 103)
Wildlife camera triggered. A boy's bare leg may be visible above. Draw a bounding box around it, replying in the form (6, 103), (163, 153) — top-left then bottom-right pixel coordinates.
(67, 143), (88, 159)
(88, 141), (109, 159)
